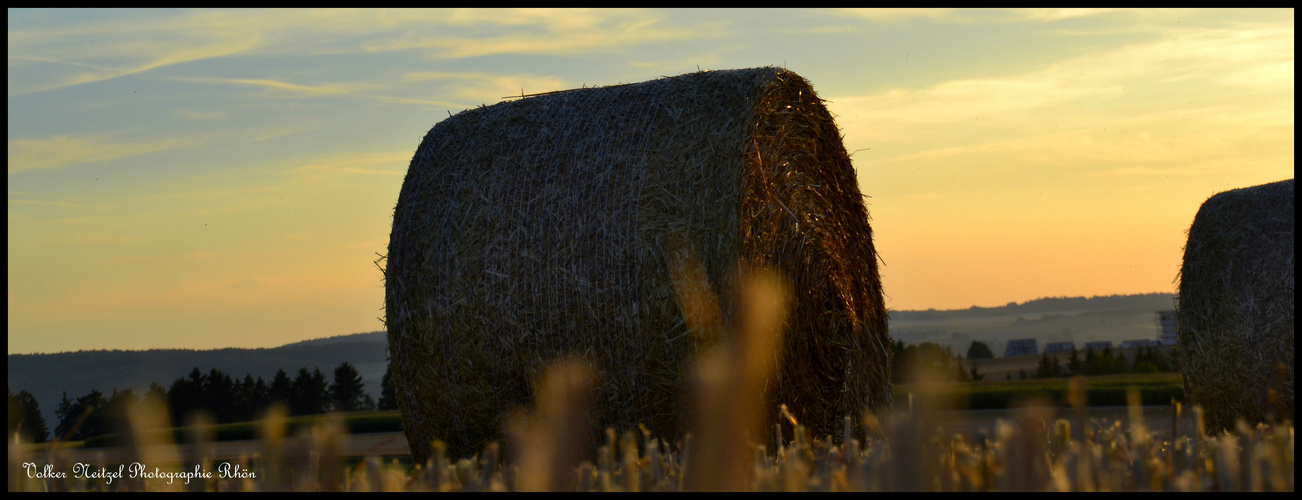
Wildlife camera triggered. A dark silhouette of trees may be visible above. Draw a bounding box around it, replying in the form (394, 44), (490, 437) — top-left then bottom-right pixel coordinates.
(290, 368), (331, 416)
(268, 369), (293, 410)
(1067, 348), (1083, 375)
(965, 340), (994, 360)
(54, 389), (106, 442)
(893, 341), (968, 383)
(143, 382), (168, 405)
(232, 375), (270, 423)
(8, 388), (50, 443)
(378, 364), (398, 411)
(203, 369), (237, 424)
(330, 362), (370, 412)
(21, 361), (382, 443)
(1036, 352), (1067, 378)
(1027, 345), (1179, 379)
(1131, 345), (1175, 373)
(167, 368), (207, 426)
(1078, 347), (1128, 376)
(102, 388), (141, 439)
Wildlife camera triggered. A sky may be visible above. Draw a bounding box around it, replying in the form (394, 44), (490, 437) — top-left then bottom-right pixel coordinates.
(7, 8), (1294, 354)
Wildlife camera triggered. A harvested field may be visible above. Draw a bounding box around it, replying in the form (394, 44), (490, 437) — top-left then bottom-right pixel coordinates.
(8, 369), (1293, 492)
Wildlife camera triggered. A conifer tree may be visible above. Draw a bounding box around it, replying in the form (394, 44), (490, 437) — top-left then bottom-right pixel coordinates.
(8, 389), (50, 443)
(330, 362), (368, 412)
(378, 365), (398, 411)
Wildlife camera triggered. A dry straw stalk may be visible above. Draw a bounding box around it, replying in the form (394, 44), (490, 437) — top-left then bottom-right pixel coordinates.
(1177, 178), (1294, 432)
(385, 67), (891, 462)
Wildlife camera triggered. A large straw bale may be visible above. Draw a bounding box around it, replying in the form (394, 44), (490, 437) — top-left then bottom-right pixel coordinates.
(1177, 178), (1294, 432)
(385, 67), (891, 462)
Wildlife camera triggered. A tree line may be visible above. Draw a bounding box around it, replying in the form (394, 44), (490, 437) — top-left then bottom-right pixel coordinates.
(8, 361), (399, 444)
(1024, 344), (1177, 380)
(13, 342), (1181, 443)
(891, 339), (1180, 383)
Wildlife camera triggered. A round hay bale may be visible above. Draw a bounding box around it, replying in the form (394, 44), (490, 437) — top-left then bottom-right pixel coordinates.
(385, 67), (891, 462)
(1177, 178), (1294, 432)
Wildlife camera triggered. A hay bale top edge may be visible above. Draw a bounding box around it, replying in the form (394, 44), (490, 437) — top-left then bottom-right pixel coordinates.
(495, 66), (793, 101)
(1200, 178), (1293, 204)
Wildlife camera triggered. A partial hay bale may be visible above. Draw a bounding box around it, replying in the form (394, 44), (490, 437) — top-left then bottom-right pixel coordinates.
(1177, 178), (1294, 432)
(385, 67), (890, 462)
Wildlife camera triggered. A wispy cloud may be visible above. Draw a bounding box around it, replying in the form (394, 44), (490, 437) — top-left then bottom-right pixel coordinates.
(626, 54), (725, 73)
(780, 25), (856, 35)
(290, 152), (409, 176)
(833, 8), (1118, 24)
(173, 75), (470, 109)
(401, 71), (571, 103)
(173, 76), (375, 97)
(360, 9), (700, 59)
(834, 8), (959, 22)
(251, 126), (323, 143)
(7, 198), (108, 211)
(7, 133), (207, 174)
(9, 8), (707, 105)
(829, 21), (1293, 135)
(68, 234), (143, 244)
(171, 108), (227, 121)
(7, 13), (264, 96)
(1001, 8), (1120, 22)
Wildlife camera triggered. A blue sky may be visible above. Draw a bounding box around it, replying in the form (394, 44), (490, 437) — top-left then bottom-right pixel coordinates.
(8, 8), (1294, 353)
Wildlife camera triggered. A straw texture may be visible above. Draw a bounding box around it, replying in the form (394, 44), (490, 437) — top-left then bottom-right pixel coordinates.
(1177, 178), (1294, 432)
(385, 67), (890, 462)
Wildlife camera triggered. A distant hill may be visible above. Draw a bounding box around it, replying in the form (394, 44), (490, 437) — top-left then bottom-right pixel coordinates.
(278, 331), (386, 348)
(8, 294), (1177, 436)
(888, 293), (1176, 321)
(7, 331), (389, 435)
(888, 293), (1177, 357)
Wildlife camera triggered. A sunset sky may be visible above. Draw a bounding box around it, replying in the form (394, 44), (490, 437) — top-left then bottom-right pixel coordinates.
(8, 8), (1294, 354)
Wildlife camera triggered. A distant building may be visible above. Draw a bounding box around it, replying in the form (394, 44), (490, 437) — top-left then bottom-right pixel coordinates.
(1004, 338), (1039, 357)
(1083, 341), (1113, 351)
(1120, 339), (1154, 348)
(1044, 341), (1075, 354)
(1157, 310), (1178, 346)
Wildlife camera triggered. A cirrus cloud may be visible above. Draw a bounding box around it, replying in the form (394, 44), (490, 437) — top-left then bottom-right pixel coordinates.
(7, 133), (207, 174)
